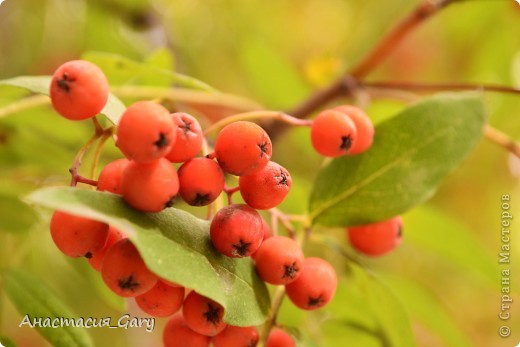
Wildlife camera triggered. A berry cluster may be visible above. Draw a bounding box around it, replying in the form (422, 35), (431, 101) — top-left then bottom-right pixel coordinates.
(47, 59), (403, 346)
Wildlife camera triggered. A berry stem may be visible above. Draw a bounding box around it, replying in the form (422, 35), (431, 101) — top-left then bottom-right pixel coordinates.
(223, 185), (240, 205)
(69, 118), (114, 187)
(269, 208), (296, 239)
(260, 286), (286, 346)
(89, 127), (116, 180)
(483, 125), (520, 158)
(203, 111), (312, 136)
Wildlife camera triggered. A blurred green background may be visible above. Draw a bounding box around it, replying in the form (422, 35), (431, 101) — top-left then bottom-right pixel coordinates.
(1, 0), (520, 346)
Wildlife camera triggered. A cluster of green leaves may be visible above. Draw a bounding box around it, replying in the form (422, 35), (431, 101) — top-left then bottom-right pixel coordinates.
(0, 50), (491, 347)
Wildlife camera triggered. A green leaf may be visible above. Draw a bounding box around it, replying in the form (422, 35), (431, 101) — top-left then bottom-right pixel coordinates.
(0, 336), (17, 347)
(2, 269), (94, 347)
(309, 92), (485, 226)
(81, 51), (216, 92)
(24, 187), (270, 326)
(0, 76), (126, 124)
(380, 274), (472, 347)
(404, 206), (497, 286)
(323, 264), (416, 347)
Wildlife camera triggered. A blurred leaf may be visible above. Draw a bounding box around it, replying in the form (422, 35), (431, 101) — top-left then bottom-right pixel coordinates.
(323, 264), (416, 347)
(145, 48), (175, 71)
(381, 274), (472, 347)
(0, 76), (125, 124)
(240, 40), (311, 108)
(0, 336), (17, 347)
(82, 51), (215, 92)
(0, 195), (38, 234)
(309, 93), (485, 227)
(25, 187), (270, 326)
(3, 269), (94, 347)
(404, 207), (497, 286)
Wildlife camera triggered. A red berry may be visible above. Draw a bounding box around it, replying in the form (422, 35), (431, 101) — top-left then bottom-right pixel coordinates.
(310, 109), (357, 157)
(210, 204), (263, 258)
(335, 105), (374, 154)
(121, 158), (179, 213)
(213, 325), (259, 347)
(50, 211), (109, 258)
(116, 101), (176, 163)
(254, 236), (304, 285)
(163, 313), (211, 347)
(165, 113), (204, 163)
(347, 216), (403, 256)
(239, 161), (292, 210)
(135, 280), (185, 317)
(267, 327), (295, 347)
(88, 225), (126, 271)
(183, 291), (226, 336)
(97, 158), (130, 194)
(101, 238), (158, 297)
(251, 218), (273, 259)
(214, 121), (272, 176)
(285, 257), (337, 310)
(49, 60), (109, 121)
(178, 158), (225, 206)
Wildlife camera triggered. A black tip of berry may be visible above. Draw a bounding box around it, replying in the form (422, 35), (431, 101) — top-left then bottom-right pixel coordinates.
(84, 252), (93, 259)
(154, 132), (170, 148)
(118, 275), (140, 291)
(232, 239), (252, 257)
(192, 193), (211, 206)
(340, 135), (353, 151)
(165, 195), (176, 208)
(203, 303), (221, 326)
(282, 262), (299, 279)
(307, 295), (324, 307)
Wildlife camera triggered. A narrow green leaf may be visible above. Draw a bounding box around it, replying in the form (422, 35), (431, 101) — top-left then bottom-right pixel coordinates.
(24, 187), (270, 326)
(324, 264), (416, 347)
(381, 274), (473, 347)
(3, 269), (94, 347)
(0, 76), (125, 124)
(0, 336), (17, 347)
(309, 92), (485, 227)
(405, 207), (497, 286)
(81, 51), (216, 92)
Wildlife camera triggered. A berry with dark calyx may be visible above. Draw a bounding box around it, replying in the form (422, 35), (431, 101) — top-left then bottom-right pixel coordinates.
(239, 161), (292, 210)
(50, 211), (109, 258)
(347, 216), (403, 256)
(254, 236), (304, 285)
(310, 109), (358, 157)
(49, 60), (109, 121)
(97, 158), (130, 194)
(101, 238), (158, 297)
(165, 112), (204, 163)
(88, 225), (126, 272)
(214, 121), (272, 176)
(178, 157), (225, 206)
(210, 204), (263, 258)
(213, 325), (259, 347)
(285, 257), (337, 310)
(121, 158), (179, 213)
(335, 105), (374, 154)
(135, 280), (185, 317)
(183, 291), (226, 336)
(267, 327), (295, 347)
(116, 101), (176, 163)
(163, 313), (211, 347)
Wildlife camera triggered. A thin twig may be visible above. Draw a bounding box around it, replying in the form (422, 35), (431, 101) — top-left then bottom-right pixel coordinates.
(269, 208), (296, 239)
(362, 81), (520, 96)
(203, 111), (312, 136)
(484, 125), (520, 158)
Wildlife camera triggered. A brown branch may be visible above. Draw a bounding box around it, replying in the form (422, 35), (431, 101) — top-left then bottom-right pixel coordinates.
(273, 0), (462, 137)
(350, 0), (458, 79)
(362, 81), (520, 95)
(484, 125), (520, 158)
